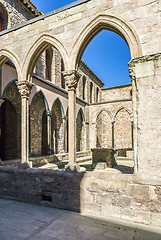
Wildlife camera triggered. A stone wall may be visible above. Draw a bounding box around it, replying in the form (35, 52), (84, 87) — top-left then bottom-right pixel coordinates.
(51, 99), (64, 154)
(89, 85), (133, 150)
(96, 110), (112, 148)
(0, 0), (34, 29)
(114, 108), (132, 149)
(78, 62), (103, 103)
(30, 92), (46, 156)
(0, 166), (160, 227)
(102, 84), (132, 102)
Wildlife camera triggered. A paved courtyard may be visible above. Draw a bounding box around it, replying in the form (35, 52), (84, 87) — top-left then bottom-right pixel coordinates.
(0, 198), (161, 240)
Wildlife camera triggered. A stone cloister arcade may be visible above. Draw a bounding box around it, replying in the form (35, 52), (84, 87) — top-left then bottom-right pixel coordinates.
(0, 0), (160, 177)
(0, 0), (161, 227)
(0, 79), (87, 161)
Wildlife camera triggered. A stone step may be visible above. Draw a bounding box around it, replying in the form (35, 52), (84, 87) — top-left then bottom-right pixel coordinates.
(76, 155), (92, 163)
(116, 160), (134, 167)
(116, 156), (134, 161)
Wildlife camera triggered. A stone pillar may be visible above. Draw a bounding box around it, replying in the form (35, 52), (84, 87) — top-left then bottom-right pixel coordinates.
(16, 81), (33, 168)
(129, 64), (138, 173)
(63, 70), (81, 171)
(129, 53), (161, 180)
(46, 110), (52, 155)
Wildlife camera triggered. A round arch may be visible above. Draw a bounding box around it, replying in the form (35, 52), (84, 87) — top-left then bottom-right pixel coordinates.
(0, 49), (22, 80)
(23, 34), (69, 82)
(70, 14), (142, 70)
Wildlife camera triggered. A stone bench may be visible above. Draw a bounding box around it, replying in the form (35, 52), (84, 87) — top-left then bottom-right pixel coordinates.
(91, 148), (117, 169)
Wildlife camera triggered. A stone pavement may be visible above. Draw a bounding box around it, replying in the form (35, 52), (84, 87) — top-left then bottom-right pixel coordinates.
(0, 198), (161, 240)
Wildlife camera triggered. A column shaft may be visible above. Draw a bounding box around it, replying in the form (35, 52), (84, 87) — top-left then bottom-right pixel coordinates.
(16, 81), (33, 167)
(21, 97), (28, 162)
(68, 89), (76, 165)
(47, 111), (52, 155)
(112, 122), (114, 148)
(63, 70), (81, 171)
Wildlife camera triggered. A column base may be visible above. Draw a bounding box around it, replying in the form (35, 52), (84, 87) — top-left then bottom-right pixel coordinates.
(18, 161), (32, 170)
(65, 163), (80, 172)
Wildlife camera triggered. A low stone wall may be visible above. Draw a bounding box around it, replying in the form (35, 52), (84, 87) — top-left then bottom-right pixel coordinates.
(0, 166), (160, 227)
(0, 150), (92, 166)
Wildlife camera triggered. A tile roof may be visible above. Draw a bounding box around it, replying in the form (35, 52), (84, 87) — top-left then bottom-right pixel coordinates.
(19, 0), (42, 17)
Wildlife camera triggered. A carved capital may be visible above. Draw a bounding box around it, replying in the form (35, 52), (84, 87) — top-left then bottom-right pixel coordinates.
(128, 66), (136, 81)
(63, 70), (81, 91)
(16, 81), (33, 99)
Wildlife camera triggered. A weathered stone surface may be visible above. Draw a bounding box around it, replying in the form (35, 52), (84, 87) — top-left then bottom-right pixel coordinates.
(0, 166), (160, 226)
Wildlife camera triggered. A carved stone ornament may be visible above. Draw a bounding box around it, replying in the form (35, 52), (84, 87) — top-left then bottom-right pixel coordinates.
(63, 70), (81, 90)
(128, 66), (136, 81)
(16, 81), (33, 99)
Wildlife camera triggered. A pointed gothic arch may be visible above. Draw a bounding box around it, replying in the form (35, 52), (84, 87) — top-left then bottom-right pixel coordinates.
(70, 14), (142, 69)
(23, 34), (69, 82)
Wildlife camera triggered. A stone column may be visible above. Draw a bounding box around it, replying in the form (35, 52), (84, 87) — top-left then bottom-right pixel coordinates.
(16, 81), (33, 168)
(63, 70), (81, 171)
(46, 110), (52, 155)
(62, 116), (66, 153)
(112, 121), (115, 148)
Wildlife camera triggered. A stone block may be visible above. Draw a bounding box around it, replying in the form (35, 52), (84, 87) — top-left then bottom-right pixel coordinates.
(91, 148), (117, 168)
(151, 212), (161, 227)
(101, 204), (121, 219)
(126, 184), (149, 200)
(135, 61), (154, 78)
(120, 208), (151, 225)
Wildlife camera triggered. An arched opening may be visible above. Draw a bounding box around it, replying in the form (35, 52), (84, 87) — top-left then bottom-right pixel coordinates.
(30, 91), (47, 156)
(51, 98), (64, 154)
(96, 110), (112, 148)
(24, 35), (68, 86)
(74, 16), (137, 163)
(0, 53), (21, 159)
(82, 30), (131, 88)
(33, 45), (66, 88)
(114, 108), (132, 156)
(0, 100), (17, 160)
(0, 3), (8, 31)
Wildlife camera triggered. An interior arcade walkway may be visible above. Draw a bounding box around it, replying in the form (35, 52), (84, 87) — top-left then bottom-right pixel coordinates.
(0, 198), (161, 240)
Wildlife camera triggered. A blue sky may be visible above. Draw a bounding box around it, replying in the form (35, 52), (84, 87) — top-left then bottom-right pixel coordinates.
(31, 0), (131, 88)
